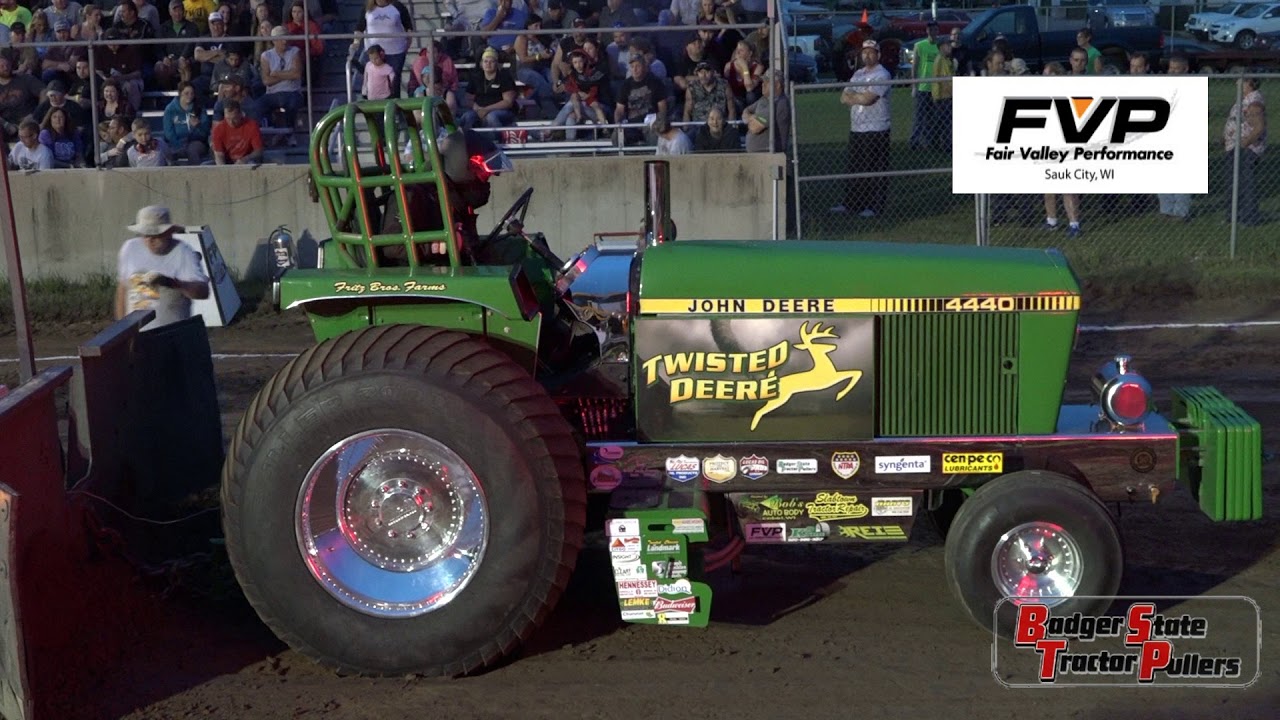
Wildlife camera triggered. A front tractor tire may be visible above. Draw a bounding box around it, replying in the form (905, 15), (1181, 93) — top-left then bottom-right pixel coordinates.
(221, 325), (587, 677)
(944, 471), (1123, 637)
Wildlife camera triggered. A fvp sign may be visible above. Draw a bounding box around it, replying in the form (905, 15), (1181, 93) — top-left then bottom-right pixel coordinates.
(952, 77), (1207, 194)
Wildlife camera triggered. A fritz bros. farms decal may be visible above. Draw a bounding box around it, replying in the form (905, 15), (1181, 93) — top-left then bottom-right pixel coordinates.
(634, 318), (875, 442)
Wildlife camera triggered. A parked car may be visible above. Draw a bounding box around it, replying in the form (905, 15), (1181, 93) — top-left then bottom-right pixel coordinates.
(957, 4), (1164, 74)
(889, 10), (972, 40)
(1163, 33), (1280, 72)
(1208, 1), (1280, 48)
(1186, 2), (1262, 41)
(1087, 0), (1158, 29)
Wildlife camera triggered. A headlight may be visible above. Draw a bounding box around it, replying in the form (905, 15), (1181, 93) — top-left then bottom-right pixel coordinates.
(1092, 355), (1152, 428)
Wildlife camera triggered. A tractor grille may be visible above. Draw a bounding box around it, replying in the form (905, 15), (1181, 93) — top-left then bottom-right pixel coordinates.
(879, 313), (1020, 437)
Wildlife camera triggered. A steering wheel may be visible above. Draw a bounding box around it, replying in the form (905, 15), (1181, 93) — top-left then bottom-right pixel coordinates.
(482, 186), (564, 269)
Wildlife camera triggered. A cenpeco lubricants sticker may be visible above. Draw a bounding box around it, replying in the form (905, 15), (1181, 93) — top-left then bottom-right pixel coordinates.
(633, 318), (875, 442)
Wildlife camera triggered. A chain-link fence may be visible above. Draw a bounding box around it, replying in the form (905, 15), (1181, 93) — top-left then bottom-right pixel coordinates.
(790, 72), (1280, 265)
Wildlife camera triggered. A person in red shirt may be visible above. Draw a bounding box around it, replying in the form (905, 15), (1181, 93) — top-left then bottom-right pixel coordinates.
(211, 98), (264, 164)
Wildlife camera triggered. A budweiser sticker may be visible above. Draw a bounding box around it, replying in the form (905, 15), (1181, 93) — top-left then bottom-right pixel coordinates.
(652, 596), (698, 614)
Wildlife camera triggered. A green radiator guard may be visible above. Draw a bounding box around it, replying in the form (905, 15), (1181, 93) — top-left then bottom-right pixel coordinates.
(607, 508), (713, 627)
(1171, 387), (1263, 521)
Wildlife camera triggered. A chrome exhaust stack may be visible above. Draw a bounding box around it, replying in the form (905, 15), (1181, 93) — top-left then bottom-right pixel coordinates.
(643, 160), (675, 247)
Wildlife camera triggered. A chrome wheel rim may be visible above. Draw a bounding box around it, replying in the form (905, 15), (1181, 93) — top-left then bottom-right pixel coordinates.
(296, 429), (488, 618)
(990, 521), (1083, 607)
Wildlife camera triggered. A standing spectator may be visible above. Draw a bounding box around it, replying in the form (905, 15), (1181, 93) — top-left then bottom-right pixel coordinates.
(1077, 28), (1103, 75)
(983, 48), (1007, 76)
(653, 113), (691, 155)
(211, 98), (264, 164)
(0, 54), (44, 138)
(1223, 76), (1266, 226)
(930, 35), (954, 154)
(361, 43), (395, 99)
(1157, 54), (1191, 220)
(909, 20), (939, 151)
(163, 80), (211, 163)
(38, 105), (85, 167)
(114, 205), (210, 331)
(260, 25), (303, 130)
(353, 0), (411, 97)
(831, 39), (890, 218)
(155, 1), (200, 90)
(7, 119), (52, 170)
(683, 60), (732, 129)
(692, 105), (738, 152)
(949, 26), (970, 77)
(459, 47), (516, 130)
(1042, 46), (1087, 238)
(1128, 51), (1147, 75)
(614, 53), (666, 146)
(126, 117), (169, 166)
(1043, 61), (1065, 76)
(741, 68), (787, 154)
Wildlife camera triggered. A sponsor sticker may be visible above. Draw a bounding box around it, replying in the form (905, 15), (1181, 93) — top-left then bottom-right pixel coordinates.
(831, 451), (861, 479)
(952, 77), (1209, 194)
(645, 540), (681, 554)
(743, 522), (787, 543)
(657, 612), (690, 625)
(652, 596), (698, 614)
(590, 465), (623, 491)
(702, 454), (737, 483)
(650, 559), (688, 579)
(620, 596), (653, 608)
(621, 609), (657, 620)
(658, 579), (694, 596)
(837, 524), (909, 540)
(616, 580), (659, 599)
(671, 517), (705, 535)
(776, 458), (818, 474)
(665, 455), (701, 482)
(608, 535), (640, 553)
(871, 496), (914, 517)
(595, 445), (625, 461)
(942, 452), (1004, 474)
(874, 455), (931, 474)
(612, 563), (647, 580)
(739, 454), (769, 480)
(608, 518), (640, 537)
(805, 492), (869, 522)
(788, 524), (828, 542)
(610, 552), (640, 564)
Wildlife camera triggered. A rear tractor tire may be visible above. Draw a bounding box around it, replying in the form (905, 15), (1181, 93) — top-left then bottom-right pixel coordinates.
(944, 471), (1123, 637)
(221, 325), (587, 676)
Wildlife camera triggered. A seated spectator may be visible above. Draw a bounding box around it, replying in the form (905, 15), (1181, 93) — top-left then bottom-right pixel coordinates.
(724, 40), (762, 112)
(0, 55), (45, 138)
(672, 35), (709, 94)
(260, 25), (303, 129)
(155, 1), (200, 90)
(39, 105), (85, 167)
(288, 0), (338, 34)
(211, 1), (250, 37)
(413, 67), (457, 116)
(631, 37), (667, 81)
(542, 0), (578, 32)
(34, 79), (89, 130)
(212, 47), (260, 95)
(408, 40), (457, 98)
(580, 37), (611, 105)
(110, 1), (154, 51)
(184, 0), (217, 33)
(95, 28), (145, 109)
(40, 20), (80, 85)
(614, 54), (666, 146)
(97, 79), (136, 122)
(127, 117), (168, 166)
(549, 49), (607, 140)
(26, 11), (53, 50)
(550, 17), (589, 92)
(211, 74), (263, 123)
(597, 0), (637, 41)
(459, 47), (516, 130)
(741, 68), (788, 154)
(67, 59), (93, 108)
(362, 43), (395, 99)
(284, 1), (324, 62)
(480, 0), (527, 53)
(697, 20), (730, 69)
(692, 106), (739, 152)
(8, 119), (53, 170)
(43, 0), (84, 32)
(5, 23), (40, 76)
(653, 114), (690, 155)
(683, 60), (732, 129)
(514, 14), (557, 118)
(1043, 61), (1065, 76)
(162, 80), (211, 163)
(211, 98), (264, 164)
(193, 10), (247, 97)
(77, 3), (107, 41)
(0, 1), (32, 31)
(97, 114), (134, 167)
(669, 0), (699, 25)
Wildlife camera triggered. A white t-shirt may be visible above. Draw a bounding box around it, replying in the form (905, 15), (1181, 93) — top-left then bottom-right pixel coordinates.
(117, 237), (210, 331)
(9, 142), (53, 171)
(364, 4), (409, 56)
(847, 64), (892, 134)
(657, 130), (692, 156)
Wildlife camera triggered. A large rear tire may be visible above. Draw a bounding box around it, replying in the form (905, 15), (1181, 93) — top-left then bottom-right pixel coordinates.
(944, 471), (1123, 637)
(221, 325), (586, 676)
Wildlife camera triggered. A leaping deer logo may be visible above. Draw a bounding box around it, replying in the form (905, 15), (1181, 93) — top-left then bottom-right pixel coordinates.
(751, 322), (863, 431)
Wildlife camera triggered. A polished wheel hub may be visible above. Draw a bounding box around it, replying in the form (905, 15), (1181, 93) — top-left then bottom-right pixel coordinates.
(297, 429), (488, 618)
(991, 521), (1083, 607)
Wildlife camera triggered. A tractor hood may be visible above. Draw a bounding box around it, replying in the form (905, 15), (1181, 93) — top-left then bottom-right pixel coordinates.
(635, 240), (1080, 306)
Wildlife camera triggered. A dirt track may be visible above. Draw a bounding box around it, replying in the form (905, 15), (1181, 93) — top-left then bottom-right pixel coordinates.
(3, 302), (1279, 720)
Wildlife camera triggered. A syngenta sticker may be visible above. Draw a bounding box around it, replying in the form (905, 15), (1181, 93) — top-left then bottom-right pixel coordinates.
(875, 455), (931, 474)
(952, 77), (1208, 194)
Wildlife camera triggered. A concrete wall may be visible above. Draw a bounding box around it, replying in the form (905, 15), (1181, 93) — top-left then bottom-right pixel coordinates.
(0, 153), (786, 282)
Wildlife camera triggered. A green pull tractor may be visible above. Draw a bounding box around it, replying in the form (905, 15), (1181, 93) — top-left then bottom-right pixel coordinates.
(222, 97), (1263, 677)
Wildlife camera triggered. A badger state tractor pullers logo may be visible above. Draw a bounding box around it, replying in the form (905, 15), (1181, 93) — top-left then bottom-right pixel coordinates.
(639, 322), (864, 431)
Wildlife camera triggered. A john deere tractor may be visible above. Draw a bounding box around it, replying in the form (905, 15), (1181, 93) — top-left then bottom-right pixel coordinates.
(222, 97), (1262, 677)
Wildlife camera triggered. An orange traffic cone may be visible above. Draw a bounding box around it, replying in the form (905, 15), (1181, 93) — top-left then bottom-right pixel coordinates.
(861, 9), (869, 24)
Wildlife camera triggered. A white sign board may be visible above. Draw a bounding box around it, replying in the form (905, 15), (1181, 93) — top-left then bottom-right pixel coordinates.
(952, 76), (1209, 195)
(175, 225), (241, 327)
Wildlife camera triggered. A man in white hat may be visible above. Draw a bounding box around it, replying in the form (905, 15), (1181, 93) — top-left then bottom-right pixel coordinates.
(114, 205), (210, 331)
(833, 39), (891, 218)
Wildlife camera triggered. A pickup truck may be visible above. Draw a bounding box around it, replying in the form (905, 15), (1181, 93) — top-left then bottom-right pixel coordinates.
(956, 4), (1165, 74)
